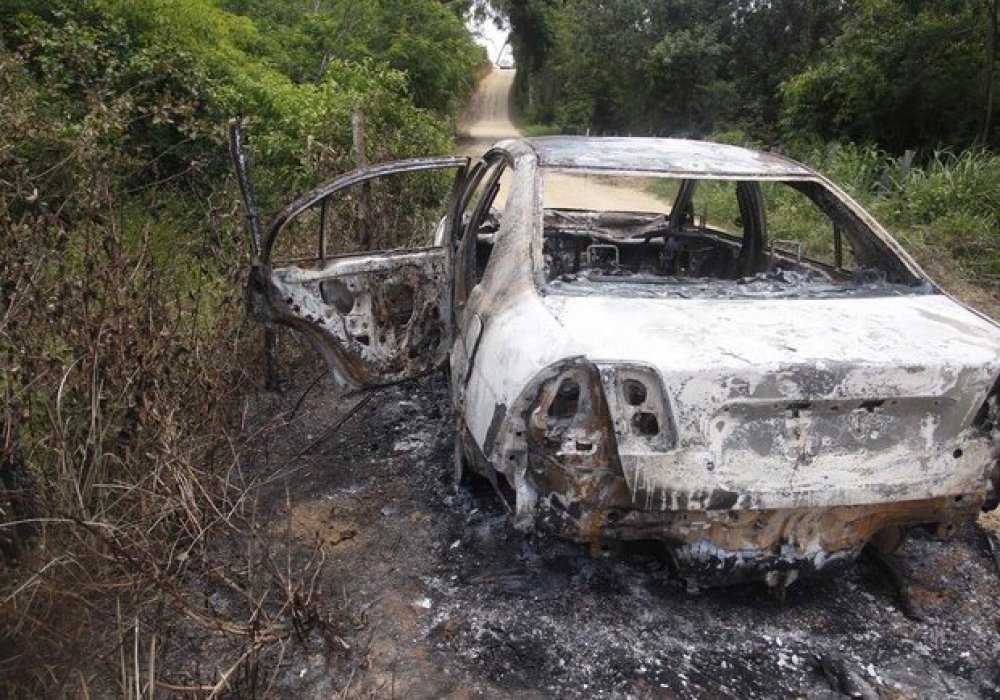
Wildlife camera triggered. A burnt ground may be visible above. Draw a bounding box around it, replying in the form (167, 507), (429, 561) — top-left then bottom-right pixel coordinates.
(240, 368), (1000, 699)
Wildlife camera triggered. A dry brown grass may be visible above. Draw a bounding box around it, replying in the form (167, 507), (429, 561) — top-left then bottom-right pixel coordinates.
(0, 128), (351, 694)
(911, 249), (1000, 321)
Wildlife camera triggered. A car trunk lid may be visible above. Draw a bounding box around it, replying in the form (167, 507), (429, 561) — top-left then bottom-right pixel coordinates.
(543, 292), (1000, 510)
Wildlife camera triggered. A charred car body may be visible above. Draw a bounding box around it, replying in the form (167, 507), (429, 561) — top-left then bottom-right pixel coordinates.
(235, 131), (1000, 587)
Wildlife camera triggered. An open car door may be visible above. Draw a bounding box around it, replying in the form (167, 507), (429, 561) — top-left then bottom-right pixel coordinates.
(231, 124), (468, 393)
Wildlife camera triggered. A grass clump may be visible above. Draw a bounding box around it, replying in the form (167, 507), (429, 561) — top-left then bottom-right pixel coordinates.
(800, 144), (1000, 307)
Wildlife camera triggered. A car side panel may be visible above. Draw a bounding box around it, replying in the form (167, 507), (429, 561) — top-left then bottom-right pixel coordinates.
(453, 152), (572, 454)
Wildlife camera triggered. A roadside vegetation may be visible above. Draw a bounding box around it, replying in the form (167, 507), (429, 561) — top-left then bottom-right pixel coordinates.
(0, 0), (485, 694)
(798, 144), (999, 311)
(493, 0), (999, 310)
(0, 0), (995, 694)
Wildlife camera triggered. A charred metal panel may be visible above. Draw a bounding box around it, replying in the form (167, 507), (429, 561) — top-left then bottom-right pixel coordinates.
(464, 287), (998, 583)
(455, 151), (579, 457)
(484, 361), (992, 584)
(445, 140), (1000, 586)
(519, 362), (629, 527)
(253, 250), (451, 390)
(538, 494), (983, 585)
(477, 355), (993, 585)
(535, 294), (999, 511)
(525, 137), (813, 177)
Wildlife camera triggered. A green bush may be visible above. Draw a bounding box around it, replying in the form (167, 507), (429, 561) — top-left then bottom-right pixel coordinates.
(0, 0), (485, 691)
(780, 0), (994, 152)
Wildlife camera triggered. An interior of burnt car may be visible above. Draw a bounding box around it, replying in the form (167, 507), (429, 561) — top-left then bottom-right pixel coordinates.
(462, 171), (925, 294)
(537, 177), (922, 290)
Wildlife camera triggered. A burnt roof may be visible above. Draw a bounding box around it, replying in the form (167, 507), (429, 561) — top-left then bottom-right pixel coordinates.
(520, 136), (814, 177)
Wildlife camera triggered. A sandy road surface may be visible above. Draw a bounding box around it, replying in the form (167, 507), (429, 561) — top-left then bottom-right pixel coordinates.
(457, 70), (669, 213)
(458, 69), (520, 148)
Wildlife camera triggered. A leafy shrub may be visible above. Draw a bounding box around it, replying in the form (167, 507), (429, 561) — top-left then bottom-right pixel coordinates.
(0, 0), (486, 691)
(780, 0), (994, 152)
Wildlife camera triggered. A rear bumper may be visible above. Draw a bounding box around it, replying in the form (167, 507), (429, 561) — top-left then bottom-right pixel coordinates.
(462, 412), (987, 585)
(534, 492), (984, 586)
(618, 439), (996, 513)
(471, 355), (998, 586)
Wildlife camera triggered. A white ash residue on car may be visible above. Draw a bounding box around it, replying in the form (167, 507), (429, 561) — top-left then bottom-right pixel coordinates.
(546, 267), (928, 300)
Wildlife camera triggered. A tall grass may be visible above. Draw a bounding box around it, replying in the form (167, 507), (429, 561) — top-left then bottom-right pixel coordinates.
(801, 144), (1000, 308)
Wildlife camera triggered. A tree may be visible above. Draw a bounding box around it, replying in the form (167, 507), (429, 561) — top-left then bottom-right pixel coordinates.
(781, 0), (996, 150)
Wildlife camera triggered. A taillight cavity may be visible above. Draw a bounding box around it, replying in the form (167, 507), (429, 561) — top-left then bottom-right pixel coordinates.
(602, 366), (677, 451)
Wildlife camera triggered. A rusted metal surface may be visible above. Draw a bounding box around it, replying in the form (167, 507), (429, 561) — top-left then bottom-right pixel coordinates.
(239, 134), (1000, 587)
(240, 153), (466, 392)
(249, 250), (452, 392)
(464, 349), (995, 586)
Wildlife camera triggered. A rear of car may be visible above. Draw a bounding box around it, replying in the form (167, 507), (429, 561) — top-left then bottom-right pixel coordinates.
(518, 295), (999, 584)
(466, 138), (1000, 586)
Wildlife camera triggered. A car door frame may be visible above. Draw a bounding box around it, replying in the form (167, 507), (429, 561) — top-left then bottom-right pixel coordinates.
(448, 149), (515, 406)
(451, 149), (513, 322)
(246, 156), (470, 394)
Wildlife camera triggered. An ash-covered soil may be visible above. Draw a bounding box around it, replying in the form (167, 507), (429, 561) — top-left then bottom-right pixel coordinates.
(245, 371), (999, 699)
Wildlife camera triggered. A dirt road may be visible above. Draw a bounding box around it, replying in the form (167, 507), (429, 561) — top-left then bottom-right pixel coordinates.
(242, 71), (999, 698)
(458, 70), (669, 213)
(458, 69), (520, 150)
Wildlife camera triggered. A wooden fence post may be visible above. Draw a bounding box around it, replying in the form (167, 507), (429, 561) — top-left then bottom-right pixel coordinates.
(352, 108), (374, 249)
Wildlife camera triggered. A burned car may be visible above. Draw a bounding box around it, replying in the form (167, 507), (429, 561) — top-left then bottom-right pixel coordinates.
(235, 132), (1000, 587)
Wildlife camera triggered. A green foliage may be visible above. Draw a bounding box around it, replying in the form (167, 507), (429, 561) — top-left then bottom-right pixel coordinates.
(726, 0), (847, 142)
(217, 0), (487, 114)
(644, 24), (729, 130)
(0, 0), (484, 688)
(0, 0), (485, 509)
(900, 150), (1000, 226)
(880, 150), (1000, 285)
(499, 0), (848, 138)
(521, 123), (563, 137)
(501, 0), (995, 151)
(780, 0), (996, 151)
(0, 0), (486, 202)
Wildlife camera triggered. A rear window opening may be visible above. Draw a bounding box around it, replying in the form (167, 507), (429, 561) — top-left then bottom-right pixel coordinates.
(534, 170), (930, 300)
